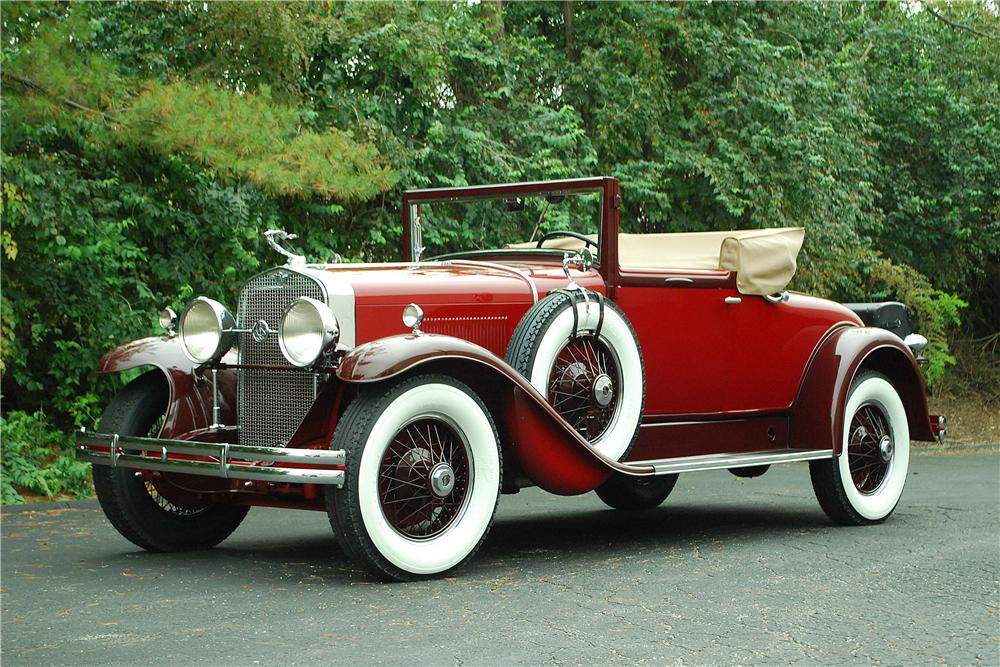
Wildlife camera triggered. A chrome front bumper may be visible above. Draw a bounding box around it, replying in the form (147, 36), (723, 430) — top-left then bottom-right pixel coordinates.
(76, 431), (345, 486)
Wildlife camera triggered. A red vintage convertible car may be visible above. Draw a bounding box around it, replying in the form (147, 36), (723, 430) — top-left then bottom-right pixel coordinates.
(78, 177), (945, 581)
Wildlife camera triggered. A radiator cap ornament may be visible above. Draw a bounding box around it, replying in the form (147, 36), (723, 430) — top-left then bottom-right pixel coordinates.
(264, 229), (306, 267)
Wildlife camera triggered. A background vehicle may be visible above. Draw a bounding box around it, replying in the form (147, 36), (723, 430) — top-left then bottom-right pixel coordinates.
(78, 177), (945, 580)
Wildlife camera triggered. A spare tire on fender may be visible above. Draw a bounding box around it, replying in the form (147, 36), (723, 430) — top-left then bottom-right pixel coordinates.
(505, 290), (645, 461)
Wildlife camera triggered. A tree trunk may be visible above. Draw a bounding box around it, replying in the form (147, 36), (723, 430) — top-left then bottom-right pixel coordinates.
(483, 0), (505, 44)
(563, 0), (576, 63)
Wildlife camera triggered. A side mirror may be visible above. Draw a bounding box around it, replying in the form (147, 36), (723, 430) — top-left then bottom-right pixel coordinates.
(504, 198), (525, 213)
(562, 248), (595, 289)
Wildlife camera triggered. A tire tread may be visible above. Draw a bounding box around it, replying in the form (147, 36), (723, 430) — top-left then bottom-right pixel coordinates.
(93, 371), (249, 552)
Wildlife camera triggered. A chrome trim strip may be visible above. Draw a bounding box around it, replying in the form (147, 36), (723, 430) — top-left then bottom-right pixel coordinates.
(628, 449), (832, 475)
(448, 260), (540, 304)
(76, 432), (346, 486)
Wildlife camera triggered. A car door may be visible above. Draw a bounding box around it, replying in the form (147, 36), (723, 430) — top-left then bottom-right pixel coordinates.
(614, 268), (739, 416)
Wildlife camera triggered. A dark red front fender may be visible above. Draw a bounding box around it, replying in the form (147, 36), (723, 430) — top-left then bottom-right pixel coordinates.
(790, 327), (935, 455)
(98, 336), (234, 439)
(336, 334), (651, 495)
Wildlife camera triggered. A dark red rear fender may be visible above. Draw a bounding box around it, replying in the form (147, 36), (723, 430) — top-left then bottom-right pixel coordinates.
(790, 327), (934, 455)
(336, 333), (642, 495)
(97, 336), (234, 439)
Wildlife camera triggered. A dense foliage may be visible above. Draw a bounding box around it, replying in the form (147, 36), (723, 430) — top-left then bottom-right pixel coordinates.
(1, 2), (997, 501)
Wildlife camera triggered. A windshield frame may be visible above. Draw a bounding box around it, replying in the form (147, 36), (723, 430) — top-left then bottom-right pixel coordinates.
(401, 177), (620, 268)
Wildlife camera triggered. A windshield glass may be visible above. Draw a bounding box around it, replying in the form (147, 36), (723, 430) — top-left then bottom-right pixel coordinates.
(415, 189), (603, 260)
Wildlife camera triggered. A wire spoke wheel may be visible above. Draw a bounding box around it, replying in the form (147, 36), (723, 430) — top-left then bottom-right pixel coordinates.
(847, 401), (893, 494)
(327, 374), (501, 581)
(92, 371), (248, 552)
(377, 418), (472, 540)
(143, 480), (206, 517)
(810, 371), (910, 525)
(547, 335), (622, 442)
(506, 291), (644, 462)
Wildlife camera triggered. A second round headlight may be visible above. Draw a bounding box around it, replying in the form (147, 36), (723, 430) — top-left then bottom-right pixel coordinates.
(279, 297), (340, 367)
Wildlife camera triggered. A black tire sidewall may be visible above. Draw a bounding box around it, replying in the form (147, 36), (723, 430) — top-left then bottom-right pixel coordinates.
(595, 473), (678, 510)
(93, 371), (249, 551)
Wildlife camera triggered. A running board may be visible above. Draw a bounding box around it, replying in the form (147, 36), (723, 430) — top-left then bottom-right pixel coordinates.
(625, 449), (833, 476)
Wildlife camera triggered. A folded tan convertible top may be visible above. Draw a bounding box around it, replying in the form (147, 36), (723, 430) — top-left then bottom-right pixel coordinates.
(510, 227), (805, 296)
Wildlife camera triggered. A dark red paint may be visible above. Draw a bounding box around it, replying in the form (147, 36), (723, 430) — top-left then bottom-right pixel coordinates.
(97, 336), (236, 438)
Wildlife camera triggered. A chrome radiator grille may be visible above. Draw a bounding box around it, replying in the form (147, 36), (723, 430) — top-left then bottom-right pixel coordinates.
(237, 268), (325, 448)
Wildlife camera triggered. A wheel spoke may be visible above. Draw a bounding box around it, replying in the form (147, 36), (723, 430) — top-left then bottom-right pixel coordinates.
(546, 335), (621, 442)
(847, 401), (892, 494)
(378, 417), (470, 540)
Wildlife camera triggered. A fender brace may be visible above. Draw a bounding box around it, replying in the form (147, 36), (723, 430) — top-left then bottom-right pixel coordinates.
(549, 288), (606, 340)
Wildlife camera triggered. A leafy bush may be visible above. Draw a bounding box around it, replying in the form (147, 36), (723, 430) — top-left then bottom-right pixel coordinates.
(1, 410), (92, 504)
(870, 261), (968, 386)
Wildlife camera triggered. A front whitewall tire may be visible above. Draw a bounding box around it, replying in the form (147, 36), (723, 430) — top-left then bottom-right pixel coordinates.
(327, 375), (501, 581)
(358, 384), (500, 575)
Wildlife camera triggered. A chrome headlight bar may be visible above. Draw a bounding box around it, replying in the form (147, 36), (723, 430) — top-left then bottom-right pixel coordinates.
(179, 292), (342, 369)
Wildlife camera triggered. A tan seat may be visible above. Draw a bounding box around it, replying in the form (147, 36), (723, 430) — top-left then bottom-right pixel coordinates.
(510, 228), (805, 296)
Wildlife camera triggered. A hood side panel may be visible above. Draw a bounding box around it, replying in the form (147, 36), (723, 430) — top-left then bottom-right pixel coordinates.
(316, 261), (605, 357)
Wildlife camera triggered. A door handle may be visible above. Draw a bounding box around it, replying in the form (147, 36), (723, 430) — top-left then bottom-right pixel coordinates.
(664, 277), (694, 285)
(724, 296), (742, 305)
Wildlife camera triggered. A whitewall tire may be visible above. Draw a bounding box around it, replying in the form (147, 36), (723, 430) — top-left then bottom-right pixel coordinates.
(506, 292), (645, 461)
(327, 374), (501, 581)
(810, 371), (910, 525)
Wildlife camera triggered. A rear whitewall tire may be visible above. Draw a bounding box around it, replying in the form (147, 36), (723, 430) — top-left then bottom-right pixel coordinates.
(810, 372), (910, 525)
(328, 375), (501, 581)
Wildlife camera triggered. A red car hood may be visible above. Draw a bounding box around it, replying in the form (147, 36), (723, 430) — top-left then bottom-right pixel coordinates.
(312, 261), (539, 306)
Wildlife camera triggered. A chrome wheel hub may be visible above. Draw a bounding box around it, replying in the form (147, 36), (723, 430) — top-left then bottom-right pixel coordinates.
(593, 374), (614, 407)
(429, 463), (456, 498)
(879, 435), (894, 462)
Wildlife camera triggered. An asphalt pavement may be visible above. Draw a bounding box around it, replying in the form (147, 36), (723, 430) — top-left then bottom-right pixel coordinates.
(2, 450), (998, 666)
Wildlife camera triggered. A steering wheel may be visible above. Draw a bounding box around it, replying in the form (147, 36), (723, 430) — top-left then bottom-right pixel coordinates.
(536, 231), (598, 249)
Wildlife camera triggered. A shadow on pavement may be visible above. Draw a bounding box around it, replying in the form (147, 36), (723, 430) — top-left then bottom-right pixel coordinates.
(70, 502), (833, 585)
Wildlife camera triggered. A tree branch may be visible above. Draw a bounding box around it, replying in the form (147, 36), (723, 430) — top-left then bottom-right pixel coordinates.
(2, 72), (124, 125)
(925, 6), (996, 40)
(760, 29), (805, 63)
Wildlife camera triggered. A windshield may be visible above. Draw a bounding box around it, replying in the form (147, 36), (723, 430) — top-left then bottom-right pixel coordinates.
(411, 189), (603, 261)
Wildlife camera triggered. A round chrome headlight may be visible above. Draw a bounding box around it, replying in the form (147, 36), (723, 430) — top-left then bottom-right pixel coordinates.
(179, 297), (236, 364)
(279, 297), (340, 368)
